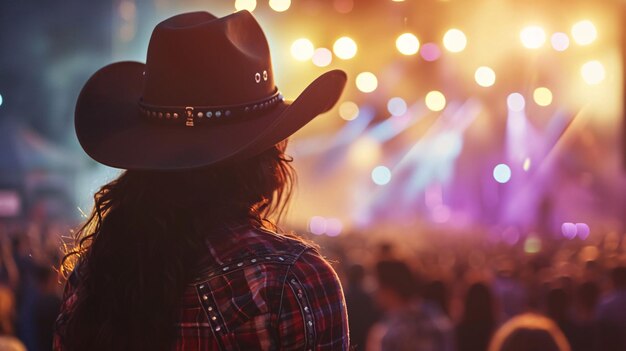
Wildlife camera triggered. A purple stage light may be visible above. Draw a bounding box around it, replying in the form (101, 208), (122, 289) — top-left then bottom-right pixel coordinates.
(420, 43), (441, 61)
(576, 223), (590, 239)
(309, 216), (327, 235)
(561, 222), (577, 239)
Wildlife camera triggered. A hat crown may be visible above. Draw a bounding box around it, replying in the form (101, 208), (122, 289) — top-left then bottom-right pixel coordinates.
(142, 11), (276, 107)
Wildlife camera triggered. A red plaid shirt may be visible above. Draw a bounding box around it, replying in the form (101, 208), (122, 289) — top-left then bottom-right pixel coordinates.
(55, 226), (350, 350)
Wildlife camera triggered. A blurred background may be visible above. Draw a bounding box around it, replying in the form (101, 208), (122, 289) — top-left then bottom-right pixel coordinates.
(0, 0), (624, 350)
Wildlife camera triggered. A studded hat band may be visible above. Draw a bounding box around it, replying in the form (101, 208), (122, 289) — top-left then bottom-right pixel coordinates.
(138, 89), (284, 127)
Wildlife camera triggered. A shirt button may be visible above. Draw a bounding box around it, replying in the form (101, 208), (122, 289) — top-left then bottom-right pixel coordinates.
(208, 306), (213, 311)
(202, 295), (208, 300)
(211, 316), (217, 321)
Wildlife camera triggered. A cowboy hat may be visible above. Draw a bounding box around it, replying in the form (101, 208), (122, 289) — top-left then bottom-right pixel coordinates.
(75, 10), (347, 170)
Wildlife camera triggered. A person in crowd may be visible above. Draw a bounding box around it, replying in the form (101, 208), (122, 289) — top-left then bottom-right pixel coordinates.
(34, 265), (61, 351)
(595, 266), (626, 351)
(573, 281), (598, 351)
(0, 286), (27, 351)
(456, 282), (496, 351)
(422, 280), (449, 317)
(53, 10), (349, 351)
(492, 258), (527, 322)
(546, 288), (582, 351)
(488, 313), (571, 351)
(345, 264), (380, 351)
(366, 260), (454, 351)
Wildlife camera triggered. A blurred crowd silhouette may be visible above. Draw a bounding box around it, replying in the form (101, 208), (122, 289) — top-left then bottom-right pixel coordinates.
(0, 220), (625, 351)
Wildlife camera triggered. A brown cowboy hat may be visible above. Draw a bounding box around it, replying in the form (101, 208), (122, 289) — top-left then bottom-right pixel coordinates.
(75, 10), (346, 170)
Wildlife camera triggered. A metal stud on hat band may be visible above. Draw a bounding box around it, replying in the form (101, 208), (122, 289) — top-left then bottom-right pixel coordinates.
(138, 89), (284, 127)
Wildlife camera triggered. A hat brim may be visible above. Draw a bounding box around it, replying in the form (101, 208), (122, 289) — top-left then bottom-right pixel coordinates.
(75, 61), (346, 170)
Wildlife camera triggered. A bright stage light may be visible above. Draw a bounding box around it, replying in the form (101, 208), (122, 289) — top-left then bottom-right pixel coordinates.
(474, 66), (496, 87)
(523, 157), (531, 171)
(493, 163), (512, 184)
(269, 0), (291, 12)
(235, 0), (257, 11)
(551, 32), (570, 51)
(396, 33), (420, 55)
(312, 48), (332, 67)
(524, 237), (541, 254)
(309, 216), (327, 235)
(0, 93), (3, 107)
(420, 43), (441, 61)
(387, 97), (407, 116)
(349, 137), (381, 167)
(325, 218), (343, 236)
(533, 87), (552, 106)
(520, 26), (546, 49)
(333, 36), (357, 60)
(561, 222), (577, 239)
(339, 101), (359, 120)
(356, 72), (378, 93)
(507, 93), (525, 111)
(443, 28), (467, 53)
(576, 223), (590, 240)
(425, 90), (446, 111)
(572, 20), (597, 46)
(581, 60), (605, 85)
(291, 38), (314, 61)
(371, 166), (392, 185)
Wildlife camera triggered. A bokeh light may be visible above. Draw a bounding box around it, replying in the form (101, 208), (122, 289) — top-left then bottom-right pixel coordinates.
(493, 163), (512, 184)
(269, 0), (291, 12)
(420, 43), (441, 61)
(443, 28), (467, 53)
(333, 36), (358, 60)
(551, 32), (570, 51)
(371, 166), (392, 185)
(561, 222), (577, 239)
(325, 218), (343, 236)
(290, 38), (314, 61)
(234, 0), (257, 11)
(524, 237), (542, 254)
(355, 72), (378, 93)
(576, 223), (591, 239)
(312, 48), (333, 67)
(339, 101), (360, 121)
(520, 25), (546, 49)
(581, 60), (605, 85)
(349, 137), (381, 167)
(507, 93), (525, 111)
(533, 87), (553, 106)
(474, 66), (496, 87)
(0, 93), (3, 107)
(523, 157), (531, 171)
(309, 216), (327, 235)
(425, 90), (446, 111)
(571, 20), (597, 45)
(396, 33), (420, 55)
(387, 97), (407, 116)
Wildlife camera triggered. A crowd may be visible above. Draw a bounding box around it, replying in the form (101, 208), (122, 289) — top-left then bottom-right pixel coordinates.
(0, 219), (625, 351)
(317, 228), (626, 351)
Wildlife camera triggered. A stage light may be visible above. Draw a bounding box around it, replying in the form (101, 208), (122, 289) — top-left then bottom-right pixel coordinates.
(309, 216), (327, 235)
(443, 28), (467, 53)
(520, 26), (546, 49)
(349, 137), (381, 167)
(507, 93), (525, 112)
(561, 222), (577, 239)
(425, 90), (446, 111)
(371, 166), (392, 185)
(356, 72), (378, 93)
(420, 43), (441, 61)
(474, 66), (496, 87)
(269, 0), (291, 12)
(533, 87), (552, 106)
(524, 237), (541, 254)
(235, 0), (256, 11)
(312, 48), (332, 67)
(576, 223), (590, 239)
(581, 60), (605, 85)
(493, 163), (511, 184)
(572, 20), (597, 45)
(326, 218), (343, 236)
(387, 97), (407, 116)
(339, 101), (359, 120)
(523, 157), (531, 171)
(551, 32), (570, 51)
(0, 93), (3, 107)
(333, 36), (357, 60)
(291, 38), (314, 61)
(396, 33), (420, 55)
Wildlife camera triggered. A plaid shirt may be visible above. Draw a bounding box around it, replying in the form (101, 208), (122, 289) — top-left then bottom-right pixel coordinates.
(55, 226), (350, 350)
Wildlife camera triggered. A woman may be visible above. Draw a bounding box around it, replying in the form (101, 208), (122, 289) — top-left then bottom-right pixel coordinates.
(54, 10), (349, 351)
(456, 282), (496, 351)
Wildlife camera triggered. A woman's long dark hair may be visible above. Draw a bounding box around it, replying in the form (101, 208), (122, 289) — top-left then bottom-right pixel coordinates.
(57, 141), (296, 351)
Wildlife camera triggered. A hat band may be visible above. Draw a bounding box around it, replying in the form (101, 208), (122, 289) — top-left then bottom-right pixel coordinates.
(138, 89), (283, 127)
